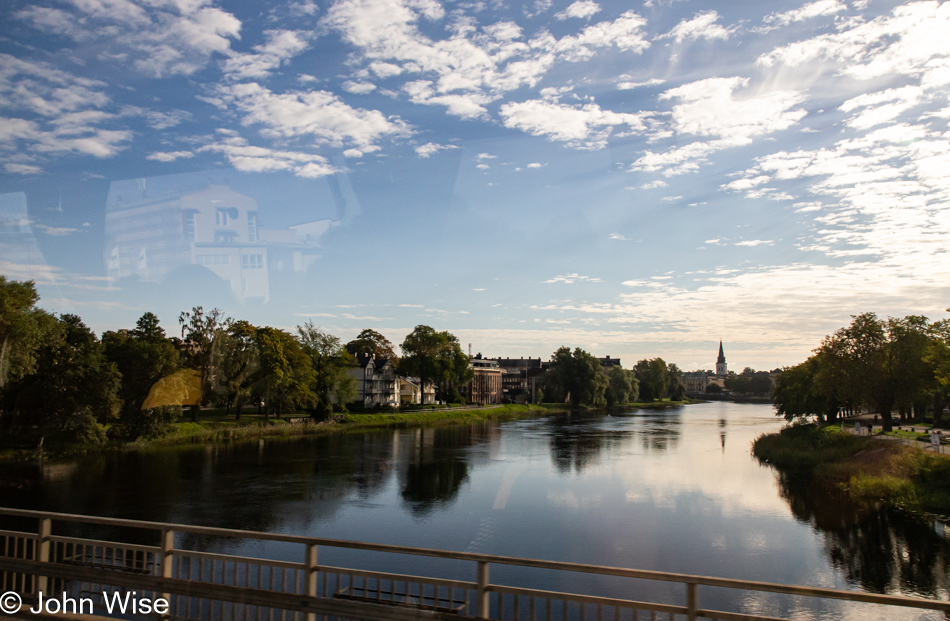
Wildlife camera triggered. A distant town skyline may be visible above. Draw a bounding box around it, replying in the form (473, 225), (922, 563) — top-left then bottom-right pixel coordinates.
(1, 0), (948, 372)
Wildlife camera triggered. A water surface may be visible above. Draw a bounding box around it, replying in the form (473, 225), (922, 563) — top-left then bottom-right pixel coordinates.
(2, 402), (948, 619)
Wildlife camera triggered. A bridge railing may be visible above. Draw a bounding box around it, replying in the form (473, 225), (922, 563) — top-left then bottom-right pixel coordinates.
(2, 507), (949, 621)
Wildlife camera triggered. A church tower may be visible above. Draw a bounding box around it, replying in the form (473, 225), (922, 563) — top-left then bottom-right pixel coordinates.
(716, 341), (727, 376)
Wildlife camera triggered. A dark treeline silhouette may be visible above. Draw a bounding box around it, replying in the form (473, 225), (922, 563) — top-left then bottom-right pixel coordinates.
(773, 312), (950, 431)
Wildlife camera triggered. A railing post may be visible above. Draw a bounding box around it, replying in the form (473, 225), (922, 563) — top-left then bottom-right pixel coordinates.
(686, 581), (697, 621)
(476, 561), (490, 618)
(159, 530), (174, 617)
(36, 518), (51, 594)
(305, 544), (318, 621)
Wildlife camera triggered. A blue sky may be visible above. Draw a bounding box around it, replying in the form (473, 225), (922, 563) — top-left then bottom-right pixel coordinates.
(1, 0), (949, 372)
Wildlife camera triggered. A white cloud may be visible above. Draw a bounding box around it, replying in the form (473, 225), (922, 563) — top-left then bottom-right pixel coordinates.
(617, 78), (664, 90)
(146, 151), (195, 162)
(758, 1), (950, 85)
(641, 179), (668, 189)
(527, 162), (543, 168)
(222, 30), (311, 81)
(214, 83), (411, 148)
(630, 77), (808, 177)
(662, 77), (807, 143)
(199, 139), (341, 178)
(17, 0), (242, 78)
(735, 240), (774, 247)
(544, 273), (603, 284)
(343, 80), (378, 94)
(761, 0), (846, 28)
(5, 163), (42, 175)
(555, 1), (601, 20)
(660, 11), (736, 43)
(415, 142), (458, 157)
(838, 86), (924, 129)
(324, 0), (649, 122)
(609, 233), (627, 240)
(476, 153), (496, 160)
(499, 99), (649, 149)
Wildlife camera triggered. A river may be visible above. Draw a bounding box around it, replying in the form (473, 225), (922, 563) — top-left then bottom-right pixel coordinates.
(2, 402), (949, 619)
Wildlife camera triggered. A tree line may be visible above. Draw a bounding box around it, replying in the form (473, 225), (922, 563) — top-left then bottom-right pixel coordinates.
(0, 276), (689, 452)
(773, 312), (950, 430)
(540, 347), (686, 408)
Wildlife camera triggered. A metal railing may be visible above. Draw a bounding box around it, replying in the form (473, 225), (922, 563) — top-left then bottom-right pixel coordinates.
(2, 507), (949, 620)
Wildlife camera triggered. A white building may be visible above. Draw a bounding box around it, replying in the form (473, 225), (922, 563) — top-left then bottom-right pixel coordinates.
(104, 180), (333, 303)
(349, 354), (399, 407)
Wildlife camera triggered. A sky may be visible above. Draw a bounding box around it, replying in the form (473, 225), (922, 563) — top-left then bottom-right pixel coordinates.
(0, 0), (949, 372)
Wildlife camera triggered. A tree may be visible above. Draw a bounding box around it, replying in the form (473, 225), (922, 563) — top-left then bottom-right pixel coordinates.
(4, 314), (120, 450)
(211, 320), (259, 419)
(298, 322), (356, 417)
(0, 277), (53, 390)
(178, 306), (227, 408)
(887, 315), (934, 423)
(634, 358), (670, 401)
(254, 327), (315, 418)
(605, 366), (639, 406)
(667, 363), (685, 400)
(547, 347), (606, 408)
(102, 313), (181, 439)
(399, 326), (472, 403)
(772, 359), (829, 421)
(345, 329), (398, 362)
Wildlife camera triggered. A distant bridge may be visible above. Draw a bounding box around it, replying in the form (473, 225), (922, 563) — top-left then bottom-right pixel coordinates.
(1, 507), (948, 620)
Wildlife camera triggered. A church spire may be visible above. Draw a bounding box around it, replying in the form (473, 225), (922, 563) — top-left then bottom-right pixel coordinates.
(716, 341), (727, 375)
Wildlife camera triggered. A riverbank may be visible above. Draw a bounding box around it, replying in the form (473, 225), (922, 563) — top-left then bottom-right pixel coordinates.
(752, 424), (950, 515)
(1, 398), (701, 462)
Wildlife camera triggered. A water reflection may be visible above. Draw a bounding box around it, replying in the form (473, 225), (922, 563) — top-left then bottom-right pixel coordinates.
(777, 473), (950, 598)
(546, 412), (634, 473)
(2, 403), (950, 619)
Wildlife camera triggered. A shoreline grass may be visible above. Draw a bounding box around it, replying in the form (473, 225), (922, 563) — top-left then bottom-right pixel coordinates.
(1, 398), (703, 463)
(752, 424), (950, 515)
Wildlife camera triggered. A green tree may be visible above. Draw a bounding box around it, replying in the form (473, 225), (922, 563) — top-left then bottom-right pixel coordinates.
(605, 366), (639, 406)
(667, 363), (685, 400)
(254, 327), (315, 418)
(345, 329), (398, 362)
(178, 306), (227, 408)
(211, 320), (260, 419)
(634, 358), (670, 401)
(399, 326), (472, 403)
(102, 313), (181, 439)
(0, 277), (53, 390)
(772, 358), (829, 421)
(4, 314), (120, 450)
(887, 315), (935, 423)
(298, 322), (356, 417)
(547, 346), (606, 408)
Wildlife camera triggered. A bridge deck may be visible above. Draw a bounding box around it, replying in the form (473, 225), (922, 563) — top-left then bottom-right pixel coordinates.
(2, 507), (948, 621)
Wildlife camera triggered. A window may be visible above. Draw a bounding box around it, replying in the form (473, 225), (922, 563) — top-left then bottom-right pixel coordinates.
(196, 254), (230, 266)
(215, 208), (230, 226)
(242, 254), (264, 269)
(183, 212), (197, 242)
(248, 212), (258, 243)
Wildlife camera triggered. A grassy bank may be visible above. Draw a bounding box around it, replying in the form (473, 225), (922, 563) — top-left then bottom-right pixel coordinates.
(126, 403), (569, 449)
(1, 398), (702, 461)
(753, 424), (950, 514)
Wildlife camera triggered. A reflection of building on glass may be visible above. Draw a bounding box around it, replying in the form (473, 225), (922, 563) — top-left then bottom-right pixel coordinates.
(0, 192), (46, 269)
(104, 181), (333, 302)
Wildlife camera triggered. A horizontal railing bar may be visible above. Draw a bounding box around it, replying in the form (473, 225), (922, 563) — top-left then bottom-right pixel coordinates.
(489, 584), (685, 615)
(0, 529), (36, 540)
(0, 557), (474, 621)
(178, 549), (305, 571)
(3, 507), (949, 612)
(49, 536), (160, 554)
(696, 609), (788, 621)
(317, 565), (477, 591)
